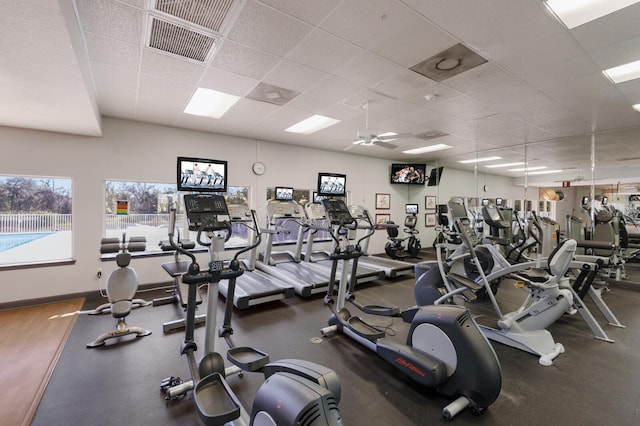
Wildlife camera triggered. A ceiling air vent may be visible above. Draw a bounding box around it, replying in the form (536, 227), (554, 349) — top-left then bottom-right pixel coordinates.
(147, 0), (245, 62)
(152, 0), (241, 33)
(148, 17), (217, 62)
(410, 43), (487, 82)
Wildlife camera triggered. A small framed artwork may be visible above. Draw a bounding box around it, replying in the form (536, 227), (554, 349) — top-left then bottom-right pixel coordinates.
(425, 213), (436, 227)
(425, 195), (436, 211)
(375, 213), (391, 224)
(376, 193), (390, 210)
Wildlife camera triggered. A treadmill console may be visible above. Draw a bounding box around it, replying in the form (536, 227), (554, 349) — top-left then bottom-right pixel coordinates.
(184, 194), (230, 231)
(321, 199), (354, 226)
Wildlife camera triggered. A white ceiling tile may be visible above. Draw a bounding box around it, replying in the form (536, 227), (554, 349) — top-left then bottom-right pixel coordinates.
(334, 51), (405, 87)
(286, 30), (361, 74)
(588, 35), (640, 70)
(320, 0), (415, 50)
(84, 33), (139, 70)
(263, 60), (328, 93)
(307, 75), (364, 103)
(227, 0), (312, 57)
(90, 62), (137, 115)
(75, 0), (142, 44)
(199, 67), (259, 97)
(140, 49), (205, 84)
(373, 70), (435, 100)
(371, 15), (457, 68)
(257, 0), (342, 25)
(571, 3), (640, 52)
(210, 40), (280, 80)
(136, 74), (193, 116)
(424, 95), (499, 121)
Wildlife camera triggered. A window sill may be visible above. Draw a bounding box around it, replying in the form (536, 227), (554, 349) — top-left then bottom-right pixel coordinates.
(0, 258), (76, 271)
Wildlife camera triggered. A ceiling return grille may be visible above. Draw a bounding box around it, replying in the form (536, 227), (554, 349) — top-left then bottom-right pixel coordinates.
(147, 0), (244, 62)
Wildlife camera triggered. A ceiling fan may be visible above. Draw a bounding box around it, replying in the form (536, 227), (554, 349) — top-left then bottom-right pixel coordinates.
(349, 101), (413, 150)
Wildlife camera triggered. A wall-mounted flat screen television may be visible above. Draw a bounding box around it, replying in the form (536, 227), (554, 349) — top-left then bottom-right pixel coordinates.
(405, 204), (418, 215)
(390, 163), (426, 184)
(177, 157), (227, 193)
(275, 186), (294, 201)
(317, 172), (346, 197)
(581, 196), (589, 206)
(427, 166), (444, 186)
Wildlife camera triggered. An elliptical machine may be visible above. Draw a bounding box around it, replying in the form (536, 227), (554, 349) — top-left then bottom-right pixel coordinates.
(161, 193), (343, 425)
(384, 204), (421, 259)
(320, 198), (501, 420)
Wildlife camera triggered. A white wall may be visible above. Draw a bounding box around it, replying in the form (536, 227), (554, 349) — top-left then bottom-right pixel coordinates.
(0, 118), (523, 305)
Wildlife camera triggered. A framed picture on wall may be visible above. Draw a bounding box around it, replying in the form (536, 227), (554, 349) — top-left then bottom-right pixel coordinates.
(375, 213), (391, 224)
(425, 195), (436, 210)
(376, 193), (390, 209)
(425, 213), (436, 227)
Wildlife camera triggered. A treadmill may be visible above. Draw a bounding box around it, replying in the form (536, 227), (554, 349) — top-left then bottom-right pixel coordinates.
(218, 204), (295, 309)
(303, 202), (389, 281)
(346, 205), (414, 278)
(256, 199), (332, 297)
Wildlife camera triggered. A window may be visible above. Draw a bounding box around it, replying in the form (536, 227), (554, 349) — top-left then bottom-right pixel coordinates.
(265, 188), (331, 244)
(104, 181), (250, 254)
(0, 176), (72, 266)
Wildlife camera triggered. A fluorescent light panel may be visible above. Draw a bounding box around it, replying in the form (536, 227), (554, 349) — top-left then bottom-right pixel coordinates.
(634, 104), (640, 112)
(508, 166), (546, 172)
(184, 88), (240, 119)
(545, 0), (640, 29)
(458, 156), (502, 164)
(402, 144), (452, 155)
(285, 115), (340, 135)
(603, 59), (640, 84)
(486, 161), (525, 168)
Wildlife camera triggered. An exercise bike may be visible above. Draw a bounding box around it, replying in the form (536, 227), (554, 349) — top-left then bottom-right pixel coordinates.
(384, 204), (422, 259)
(161, 194), (343, 425)
(320, 198), (501, 420)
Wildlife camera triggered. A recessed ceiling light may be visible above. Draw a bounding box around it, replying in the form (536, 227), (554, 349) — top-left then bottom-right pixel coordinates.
(458, 156), (502, 164)
(544, 0), (640, 29)
(402, 144), (452, 155)
(633, 104), (640, 112)
(285, 115), (341, 135)
(184, 88), (240, 119)
(486, 161), (525, 168)
(603, 59), (640, 84)
(527, 169), (563, 175)
(508, 166), (547, 172)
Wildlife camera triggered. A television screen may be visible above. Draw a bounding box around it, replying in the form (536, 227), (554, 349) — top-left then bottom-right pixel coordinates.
(427, 166), (443, 186)
(496, 197), (504, 206)
(405, 204), (418, 215)
(482, 198), (489, 206)
(581, 196), (589, 206)
(317, 172), (346, 197)
(602, 196), (608, 206)
(275, 186), (294, 201)
(177, 156), (227, 193)
(390, 164), (426, 184)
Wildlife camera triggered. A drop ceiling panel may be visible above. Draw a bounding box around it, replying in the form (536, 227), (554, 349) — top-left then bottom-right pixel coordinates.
(258, 0), (342, 25)
(588, 35), (640, 70)
(226, 0), (312, 57)
(286, 30), (362, 74)
(210, 40), (280, 80)
(84, 33), (140, 70)
(424, 95), (499, 121)
(75, 0), (143, 44)
(140, 49), (206, 84)
(570, 3), (640, 52)
(370, 15), (457, 68)
(320, 0), (416, 51)
(91, 62), (138, 117)
(263, 60), (328, 93)
(307, 75), (364, 103)
(199, 67), (258, 97)
(373, 69), (435, 100)
(333, 51), (405, 88)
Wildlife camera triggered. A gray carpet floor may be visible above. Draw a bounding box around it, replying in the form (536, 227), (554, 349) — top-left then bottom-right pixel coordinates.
(32, 252), (640, 425)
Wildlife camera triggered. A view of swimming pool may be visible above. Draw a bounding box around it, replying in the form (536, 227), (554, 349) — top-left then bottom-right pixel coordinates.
(0, 233), (53, 252)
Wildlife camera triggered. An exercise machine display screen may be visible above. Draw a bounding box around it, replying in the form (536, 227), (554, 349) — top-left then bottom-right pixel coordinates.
(184, 194), (230, 231)
(405, 204), (418, 215)
(321, 199), (353, 225)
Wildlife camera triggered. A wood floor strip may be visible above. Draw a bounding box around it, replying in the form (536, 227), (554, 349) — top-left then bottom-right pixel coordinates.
(0, 298), (84, 426)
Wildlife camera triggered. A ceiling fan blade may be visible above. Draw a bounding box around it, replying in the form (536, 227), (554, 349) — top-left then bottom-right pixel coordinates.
(374, 141), (398, 149)
(375, 132), (414, 141)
